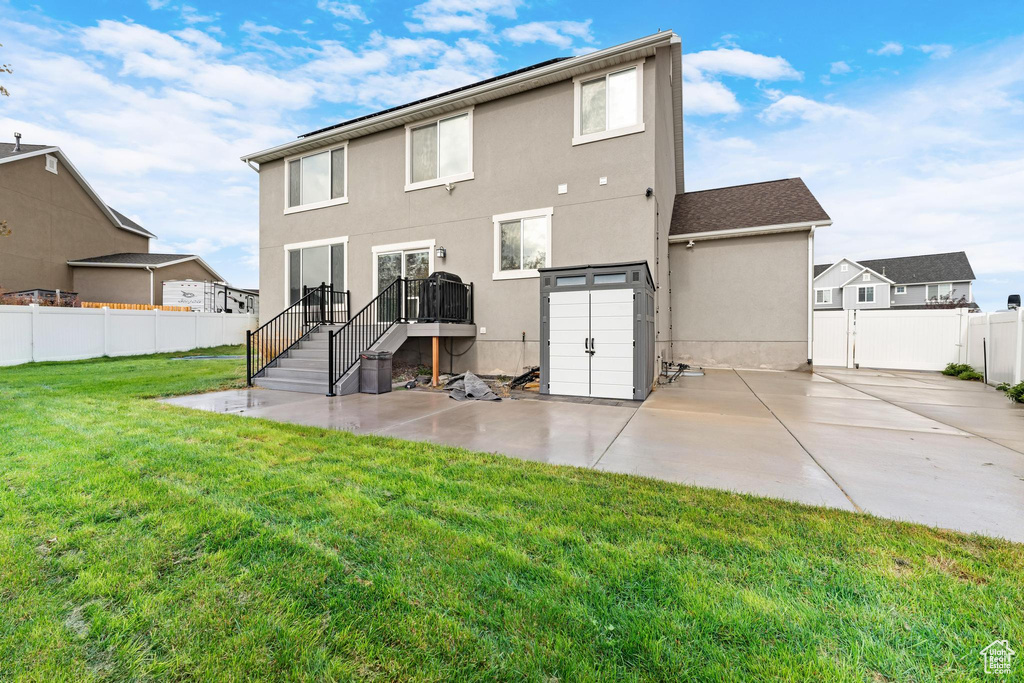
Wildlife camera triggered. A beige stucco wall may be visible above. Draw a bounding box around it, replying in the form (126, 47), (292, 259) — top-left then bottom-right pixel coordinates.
(0, 154), (150, 294)
(71, 258), (220, 305)
(258, 59), (662, 375)
(668, 231), (811, 370)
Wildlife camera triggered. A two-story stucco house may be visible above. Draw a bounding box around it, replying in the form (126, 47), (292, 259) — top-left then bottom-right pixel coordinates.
(0, 136), (223, 305)
(813, 252), (977, 311)
(243, 31), (832, 398)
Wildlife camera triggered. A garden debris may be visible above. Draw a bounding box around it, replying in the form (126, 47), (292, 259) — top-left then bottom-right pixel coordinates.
(446, 372), (501, 401)
(510, 366), (540, 389)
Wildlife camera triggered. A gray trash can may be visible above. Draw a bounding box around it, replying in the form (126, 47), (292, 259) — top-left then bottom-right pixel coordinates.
(359, 351), (393, 394)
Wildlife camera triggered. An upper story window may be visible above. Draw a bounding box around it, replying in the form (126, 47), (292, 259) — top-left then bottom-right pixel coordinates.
(405, 108), (473, 192)
(927, 283), (953, 301)
(573, 60), (645, 146)
(285, 145), (347, 214)
(492, 207), (553, 280)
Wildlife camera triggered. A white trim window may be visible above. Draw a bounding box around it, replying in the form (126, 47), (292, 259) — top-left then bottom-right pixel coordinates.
(573, 59), (645, 146)
(285, 144), (347, 214)
(895, 285), (906, 295)
(815, 288), (833, 305)
(926, 283), (953, 301)
(840, 263), (849, 272)
(405, 108), (473, 192)
(492, 207), (553, 280)
(283, 237), (348, 305)
(857, 285), (875, 303)
(862, 272), (871, 281)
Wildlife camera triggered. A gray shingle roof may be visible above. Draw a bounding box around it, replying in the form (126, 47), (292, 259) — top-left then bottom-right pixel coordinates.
(107, 207), (156, 238)
(68, 253), (196, 266)
(0, 142), (51, 160)
(670, 178), (831, 236)
(816, 252), (976, 284)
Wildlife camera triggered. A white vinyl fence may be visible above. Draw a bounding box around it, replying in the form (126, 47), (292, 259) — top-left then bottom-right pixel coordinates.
(0, 304), (257, 367)
(814, 307), (1024, 386)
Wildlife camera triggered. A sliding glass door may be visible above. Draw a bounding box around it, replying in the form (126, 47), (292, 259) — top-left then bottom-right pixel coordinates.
(287, 242), (345, 305)
(375, 248), (429, 320)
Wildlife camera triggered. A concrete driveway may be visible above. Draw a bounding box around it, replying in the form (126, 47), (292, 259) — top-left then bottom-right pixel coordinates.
(162, 368), (1024, 542)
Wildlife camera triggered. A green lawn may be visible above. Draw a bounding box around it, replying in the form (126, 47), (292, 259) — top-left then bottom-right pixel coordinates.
(1, 349), (1021, 681)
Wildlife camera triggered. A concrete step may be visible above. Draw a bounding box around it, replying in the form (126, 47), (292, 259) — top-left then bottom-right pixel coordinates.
(286, 347), (328, 359)
(264, 366), (326, 380)
(253, 376), (327, 394)
(277, 357), (329, 370)
(297, 339), (328, 349)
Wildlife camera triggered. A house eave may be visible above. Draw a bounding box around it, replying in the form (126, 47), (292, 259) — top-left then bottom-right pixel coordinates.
(67, 256), (225, 282)
(668, 219), (830, 243)
(242, 31), (676, 166)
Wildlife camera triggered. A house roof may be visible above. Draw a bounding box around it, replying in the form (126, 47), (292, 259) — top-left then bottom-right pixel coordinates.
(815, 252), (975, 284)
(669, 178), (831, 237)
(0, 142), (51, 160)
(106, 207), (156, 238)
(243, 31), (678, 165)
(0, 142), (156, 239)
(67, 252), (225, 281)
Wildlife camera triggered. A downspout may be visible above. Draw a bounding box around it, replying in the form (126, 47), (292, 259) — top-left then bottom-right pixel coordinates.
(807, 226), (815, 365)
(243, 157), (259, 173)
(145, 266), (154, 306)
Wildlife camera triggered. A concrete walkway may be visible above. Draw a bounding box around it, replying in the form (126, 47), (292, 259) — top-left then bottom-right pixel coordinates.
(162, 368), (1024, 542)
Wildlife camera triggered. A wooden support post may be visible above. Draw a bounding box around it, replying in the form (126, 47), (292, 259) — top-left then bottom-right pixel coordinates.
(432, 336), (440, 387)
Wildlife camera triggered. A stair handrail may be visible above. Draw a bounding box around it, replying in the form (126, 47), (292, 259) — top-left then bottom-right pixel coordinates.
(326, 278), (404, 396)
(246, 282), (349, 385)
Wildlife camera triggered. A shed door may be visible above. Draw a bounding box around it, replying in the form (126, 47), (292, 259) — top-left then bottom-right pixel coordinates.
(548, 290), (591, 397)
(589, 288), (635, 400)
(548, 288), (634, 399)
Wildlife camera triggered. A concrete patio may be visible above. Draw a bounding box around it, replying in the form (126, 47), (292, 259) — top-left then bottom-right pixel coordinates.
(162, 368), (1024, 542)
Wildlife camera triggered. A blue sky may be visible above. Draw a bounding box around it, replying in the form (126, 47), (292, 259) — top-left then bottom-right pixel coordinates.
(1, 0), (1022, 310)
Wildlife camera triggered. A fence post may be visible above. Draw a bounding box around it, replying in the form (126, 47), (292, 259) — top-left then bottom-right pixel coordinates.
(246, 330), (252, 386)
(1015, 306), (1023, 384)
(154, 308), (161, 353)
(30, 303), (39, 362)
(326, 329), (335, 397)
(985, 312), (992, 385)
(103, 306), (111, 357)
(846, 309), (855, 368)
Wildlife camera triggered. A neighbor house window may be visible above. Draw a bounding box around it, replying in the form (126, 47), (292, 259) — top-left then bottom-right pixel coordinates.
(927, 283), (953, 301)
(573, 60), (645, 145)
(857, 286), (875, 303)
(492, 207), (553, 280)
(815, 289), (833, 305)
(285, 238), (347, 305)
(286, 145), (347, 212)
(405, 109), (473, 191)
(840, 263), (849, 272)
(862, 273), (871, 281)
(895, 286), (906, 294)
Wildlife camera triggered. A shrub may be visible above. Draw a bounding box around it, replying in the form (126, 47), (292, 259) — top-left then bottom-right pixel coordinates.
(1002, 381), (1024, 403)
(943, 362), (973, 376)
(957, 370), (983, 381)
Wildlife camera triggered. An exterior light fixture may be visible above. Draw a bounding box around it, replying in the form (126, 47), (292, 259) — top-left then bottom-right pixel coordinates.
(436, 246), (447, 259)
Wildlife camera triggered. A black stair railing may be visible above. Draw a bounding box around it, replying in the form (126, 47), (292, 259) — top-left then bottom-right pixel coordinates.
(246, 283), (349, 385)
(325, 276), (474, 396)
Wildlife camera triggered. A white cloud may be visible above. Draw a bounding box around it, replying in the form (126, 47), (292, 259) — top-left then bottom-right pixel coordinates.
(830, 60), (852, 75)
(680, 47), (801, 117)
(501, 20), (593, 50)
(870, 41), (904, 56)
(760, 95), (864, 123)
(405, 0), (521, 34)
(918, 43), (953, 59)
(684, 48), (802, 81)
(316, 0), (370, 24)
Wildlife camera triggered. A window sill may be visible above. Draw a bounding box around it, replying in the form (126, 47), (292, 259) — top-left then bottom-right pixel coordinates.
(405, 171), (474, 193)
(492, 269), (541, 281)
(284, 197), (348, 215)
(572, 123), (645, 147)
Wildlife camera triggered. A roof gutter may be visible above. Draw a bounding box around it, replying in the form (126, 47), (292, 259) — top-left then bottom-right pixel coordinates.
(66, 256), (225, 281)
(668, 219), (831, 243)
(242, 30), (675, 165)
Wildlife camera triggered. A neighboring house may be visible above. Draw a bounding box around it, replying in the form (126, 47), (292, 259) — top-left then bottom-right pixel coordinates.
(0, 136), (222, 305)
(243, 31), (831, 395)
(814, 252), (977, 311)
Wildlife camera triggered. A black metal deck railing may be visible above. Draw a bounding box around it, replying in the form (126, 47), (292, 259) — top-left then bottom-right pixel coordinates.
(246, 283), (349, 385)
(326, 276), (473, 395)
